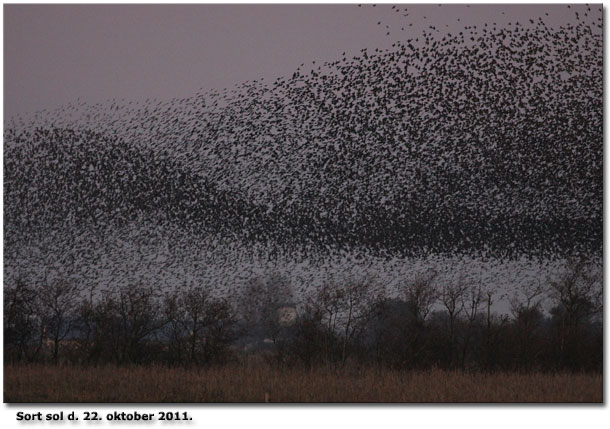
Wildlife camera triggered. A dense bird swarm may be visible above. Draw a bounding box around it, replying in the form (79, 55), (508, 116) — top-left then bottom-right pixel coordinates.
(4, 6), (602, 299)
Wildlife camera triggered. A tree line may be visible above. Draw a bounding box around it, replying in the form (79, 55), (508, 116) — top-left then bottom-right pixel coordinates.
(4, 257), (602, 372)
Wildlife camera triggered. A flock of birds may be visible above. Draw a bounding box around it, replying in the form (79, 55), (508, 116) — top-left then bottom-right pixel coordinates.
(4, 5), (602, 303)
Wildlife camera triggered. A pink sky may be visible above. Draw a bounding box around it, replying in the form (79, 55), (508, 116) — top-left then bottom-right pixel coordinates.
(4, 4), (595, 119)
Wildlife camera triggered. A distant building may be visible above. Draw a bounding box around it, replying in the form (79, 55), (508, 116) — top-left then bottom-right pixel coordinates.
(277, 304), (297, 326)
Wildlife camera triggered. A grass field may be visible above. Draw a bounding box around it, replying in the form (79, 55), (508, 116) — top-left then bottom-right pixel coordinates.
(4, 363), (602, 403)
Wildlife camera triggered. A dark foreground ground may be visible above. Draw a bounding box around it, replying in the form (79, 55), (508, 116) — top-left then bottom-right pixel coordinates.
(4, 363), (602, 403)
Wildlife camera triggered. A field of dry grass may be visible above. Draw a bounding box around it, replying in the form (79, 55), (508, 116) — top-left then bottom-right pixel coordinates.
(4, 363), (602, 403)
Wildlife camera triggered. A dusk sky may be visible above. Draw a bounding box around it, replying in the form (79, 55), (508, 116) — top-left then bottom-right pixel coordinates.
(4, 4), (592, 119)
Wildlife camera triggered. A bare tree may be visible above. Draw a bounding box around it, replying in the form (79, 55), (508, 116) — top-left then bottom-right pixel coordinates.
(306, 278), (384, 366)
(510, 280), (545, 321)
(403, 270), (439, 326)
(509, 280), (545, 368)
(112, 284), (166, 364)
(170, 284), (236, 366)
(4, 280), (40, 362)
(162, 288), (184, 364)
(83, 286), (123, 364)
(459, 283), (484, 368)
(338, 281), (384, 365)
(182, 285), (212, 364)
(76, 286), (99, 363)
(38, 281), (81, 363)
(302, 283), (341, 365)
(440, 280), (467, 366)
(548, 256), (602, 328)
(547, 256), (602, 367)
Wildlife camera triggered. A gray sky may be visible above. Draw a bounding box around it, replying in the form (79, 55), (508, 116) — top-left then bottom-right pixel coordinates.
(3, 4), (591, 119)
